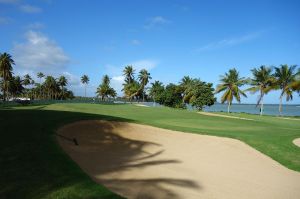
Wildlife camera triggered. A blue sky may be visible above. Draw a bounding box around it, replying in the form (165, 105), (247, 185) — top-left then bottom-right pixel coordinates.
(1, 0), (300, 104)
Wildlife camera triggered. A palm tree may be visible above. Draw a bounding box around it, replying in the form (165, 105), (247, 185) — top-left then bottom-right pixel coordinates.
(180, 76), (193, 102)
(96, 75), (116, 101)
(215, 68), (247, 113)
(123, 65), (135, 84)
(138, 69), (152, 101)
(37, 72), (44, 99)
(58, 76), (68, 99)
(8, 76), (24, 98)
(149, 80), (164, 103)
(23, 74), (32, 99)
(0, 52), (14, 101)
(44, 76), (57, 99)
(246, 66), (274, 115)
(81, 75), (89, 97)
(274, 64), (299, 115)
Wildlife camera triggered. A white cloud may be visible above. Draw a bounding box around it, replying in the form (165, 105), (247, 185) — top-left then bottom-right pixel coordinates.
(196, 31), (264, 52)
(13, 30), (70, 72)
(144, 16), (170, 29)
(19, 4), (42, 13)
(0, 16), (12, 25)
(128, 59), (158, 71)
(131, 39), (141, 45)
(62, 72), (81, 86)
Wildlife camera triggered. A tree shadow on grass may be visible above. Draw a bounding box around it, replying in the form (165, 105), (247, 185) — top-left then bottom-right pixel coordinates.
(0, 107), (201, 199)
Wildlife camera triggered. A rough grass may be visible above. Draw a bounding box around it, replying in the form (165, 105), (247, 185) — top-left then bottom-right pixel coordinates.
(1, 103), (300, 198)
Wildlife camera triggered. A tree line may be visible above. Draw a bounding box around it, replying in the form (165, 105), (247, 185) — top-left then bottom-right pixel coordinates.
(1, 52), (299, 115)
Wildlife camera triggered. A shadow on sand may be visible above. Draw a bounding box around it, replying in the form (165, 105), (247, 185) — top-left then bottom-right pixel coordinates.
(58, 120), (201, 198)
(0, 106), (200, 199)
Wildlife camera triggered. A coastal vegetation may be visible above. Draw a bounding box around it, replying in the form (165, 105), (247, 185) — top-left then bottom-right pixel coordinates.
(1, 52), (299, 115)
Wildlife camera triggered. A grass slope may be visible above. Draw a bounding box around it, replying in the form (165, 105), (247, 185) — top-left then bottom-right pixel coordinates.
(1, 103), (300, 198)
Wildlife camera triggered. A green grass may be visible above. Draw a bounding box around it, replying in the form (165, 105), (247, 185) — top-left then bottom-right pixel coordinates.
(1, 103), (300, 198)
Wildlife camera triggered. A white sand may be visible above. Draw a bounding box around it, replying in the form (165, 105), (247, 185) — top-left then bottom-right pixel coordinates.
(134, 104), (150, 107)
(293, 138), (300, 147)
(198, 112), (254, 121)
(57, 120), (300, 199)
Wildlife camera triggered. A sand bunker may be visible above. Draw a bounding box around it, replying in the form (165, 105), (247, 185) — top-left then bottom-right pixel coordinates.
(198, 112), (254, 121)
(134, 104), (150, 107)
(293, 138), (300, 147)
(57, 120), (300, 199)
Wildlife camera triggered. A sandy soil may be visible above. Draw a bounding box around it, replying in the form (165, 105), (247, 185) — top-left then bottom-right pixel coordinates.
(134, 104), (150, 107)
(293, 138), (300, 147)
(197, 112), (254, 121)
(280, 117), (300, 121)
(57, 120), (300, 199)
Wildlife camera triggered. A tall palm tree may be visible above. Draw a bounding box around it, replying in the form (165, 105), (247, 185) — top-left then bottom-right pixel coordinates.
(0, 52), (14, 101)
(44, 76), (57, 99)
(123, 65), (135, 84)
(81, 75), (89, 97)
(37, 72), (44, 99)
(58, 76), (68, 99)
(274, 64), (299, 115)
(138, 69), (152, 102)
(246, 66), (274, 115)
(215, 68), (247, 113)
(23, 74), (32, 99)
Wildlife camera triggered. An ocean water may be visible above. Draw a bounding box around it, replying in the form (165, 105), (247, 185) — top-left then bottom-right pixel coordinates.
(142, 102), (300, 116)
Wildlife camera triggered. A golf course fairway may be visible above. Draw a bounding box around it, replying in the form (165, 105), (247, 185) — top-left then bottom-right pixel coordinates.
(1, 103), (300, 198)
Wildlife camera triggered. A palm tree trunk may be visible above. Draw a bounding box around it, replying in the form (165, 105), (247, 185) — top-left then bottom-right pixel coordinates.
(227, 101), (231, 113)
(260, 99), (264, 116)
(279, 95), (283, 116)
(85, 84), (86, 98)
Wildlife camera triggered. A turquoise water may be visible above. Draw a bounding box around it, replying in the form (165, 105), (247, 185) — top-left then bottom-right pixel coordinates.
(142, 102), (300, 116)
(203, 103), (300, 116)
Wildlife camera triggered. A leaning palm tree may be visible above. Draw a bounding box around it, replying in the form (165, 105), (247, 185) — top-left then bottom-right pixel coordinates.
(274, 64), (299, 115)
(215, 68), (247, 113)
(138, 69), (152, 102)
(245, 66), (275, 115)
(0, 52), (14, 101)
(58, 76), (68, 99)
(123, 65), (135, 84)
(81, 75), (89, 97)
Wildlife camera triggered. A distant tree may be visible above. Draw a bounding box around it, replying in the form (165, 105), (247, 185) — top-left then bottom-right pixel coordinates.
(137, 69), (152, 101)
(246, 66), (275, 115)
(160, 83), (185, 108)
(44, 76), (57, 99)
(180, 76), (193, 102)
(182, 78), (216, 110)
(96, 75), (116, 101)
(123, 65), (135, 84)
(81, 75), (89, 97)
(0, 52), (14, 101)
(149, 80), (164, 103)
(37, 72), (44, 99)
(58, 76), (68, 99)
(8, 76), (24, 97)
(215, 68), (247, 113)
(274, 64), (299, 115)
